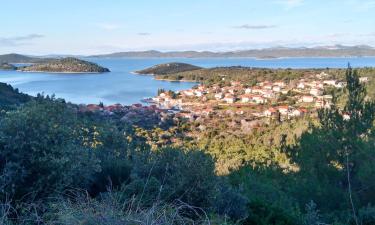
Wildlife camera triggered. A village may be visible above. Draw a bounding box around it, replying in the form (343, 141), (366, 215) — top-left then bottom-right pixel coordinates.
(75, 72), (370, 133)
(150, 72), (370, 130)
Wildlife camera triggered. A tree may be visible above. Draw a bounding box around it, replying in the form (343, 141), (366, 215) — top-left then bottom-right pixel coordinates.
(294, 66), (375, 221)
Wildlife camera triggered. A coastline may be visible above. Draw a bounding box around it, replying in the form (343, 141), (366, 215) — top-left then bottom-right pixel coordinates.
(17, 70), (107, 74)
(132, 71), (198, 83)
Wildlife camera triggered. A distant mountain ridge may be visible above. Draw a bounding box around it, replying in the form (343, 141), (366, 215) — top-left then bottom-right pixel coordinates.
(0, 53), (53, 64)
(91, 45), (375, 58)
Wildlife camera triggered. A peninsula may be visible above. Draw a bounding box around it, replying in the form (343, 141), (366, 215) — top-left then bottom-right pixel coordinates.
(136, 62), (202, 75)
(19, 57), (110, 73)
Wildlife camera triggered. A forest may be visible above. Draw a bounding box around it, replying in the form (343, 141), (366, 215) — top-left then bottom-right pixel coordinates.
(1, 67), (375, 225)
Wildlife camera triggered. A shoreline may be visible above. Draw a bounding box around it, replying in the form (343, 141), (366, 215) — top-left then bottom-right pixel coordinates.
(16, 70), (107, 74)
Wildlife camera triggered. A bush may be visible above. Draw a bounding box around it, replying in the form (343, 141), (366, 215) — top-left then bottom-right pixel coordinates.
(0, 98), (100, 202)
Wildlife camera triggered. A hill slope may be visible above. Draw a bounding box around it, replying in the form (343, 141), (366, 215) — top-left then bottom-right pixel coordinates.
(0, 83), (31, 108)
(19, 57), (110, 73)
(136, 62), (202, 75)
(0, 53), (52, 64)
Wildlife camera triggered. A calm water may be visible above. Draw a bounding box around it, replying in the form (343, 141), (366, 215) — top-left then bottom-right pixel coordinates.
(0, 57), (374, 105)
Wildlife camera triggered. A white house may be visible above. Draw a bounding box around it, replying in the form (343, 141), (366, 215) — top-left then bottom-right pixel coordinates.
(264, 107), (277, 117)
(214, 93), (224, 100)
(277, 106), (290, 115)
(310, 88), (323, 96)
(240, 94), (252, 103)
(253, 95), (267, 104)
(245, 88), (252, 94)
(272, 86), (282, 92)
(223, 95), (236, 104)
(301, 95), (315, 103)
(360, 77), (370, 83)
(297, 82), (305, 89)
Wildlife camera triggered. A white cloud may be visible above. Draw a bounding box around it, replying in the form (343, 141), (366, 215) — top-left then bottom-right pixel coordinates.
(232, 24), (278, 30)
(0, 34), (44, 47)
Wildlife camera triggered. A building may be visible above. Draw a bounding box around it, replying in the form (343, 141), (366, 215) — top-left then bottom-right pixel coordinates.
(301, 95), (315, 103)
(223, 95), (236, 104)
(245, 88), (252, 94)
(277, 105), (290, 115)
(264, 107), (277, 117)
(297, 82), (305, 89)
(310, 88), (323, 96)
(253, 95), (267, 104)
(360, 77), (370, 83)
(240, 94), (253, 103)
(272, 86), (282, 92)
(214, 92), (224, 100)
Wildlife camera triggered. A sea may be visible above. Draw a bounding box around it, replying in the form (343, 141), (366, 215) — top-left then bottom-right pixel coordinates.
(0, 57), (374, 105)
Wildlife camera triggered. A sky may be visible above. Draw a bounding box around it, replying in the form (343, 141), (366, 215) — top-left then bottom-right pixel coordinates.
(0, 0), (374, 55)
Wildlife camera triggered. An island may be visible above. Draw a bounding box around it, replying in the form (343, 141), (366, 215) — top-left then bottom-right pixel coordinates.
(19, 57), (110, 73)
(0, 63), (17, 70)
(135, 62), (202, 75)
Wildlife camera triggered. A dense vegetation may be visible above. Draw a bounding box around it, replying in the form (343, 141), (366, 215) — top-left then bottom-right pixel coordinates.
(19, 57), (110, 73)
(1, 66), (375, 224)
(136, 62), (202, 75)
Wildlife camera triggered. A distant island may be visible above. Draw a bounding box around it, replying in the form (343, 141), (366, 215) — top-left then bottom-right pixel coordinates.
(0, 53), (53, 64)
(91, 45), (375, 58)
(19, 57), (110, 73)
(135, 62), (202, 75)
(0, 63), (17, 70)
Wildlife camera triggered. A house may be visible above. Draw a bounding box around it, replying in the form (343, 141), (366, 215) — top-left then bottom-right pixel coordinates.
(301, 95), (315, 103)
(262, 90), (275, 99)
(323, 80), (337, 86)
(252, 87), (264, 94)
(223, 94), (236, 104)
(274, 81), (286, 87)
(245, 88), (252, 94)
(290, 108), (307, 117)
(214, 92), (224, 100)
(277, 105), (290, 115)
(272, 86), (282, 92)
(194, 90), (204, 97)
(240, 94), (253, 103)
(183, 90), (195, 97)
(310, 88), (323, 96)
(297, 82), (305, 89)
(264, 84), (273, 90)
(264, 107), (277, 117)
(360, 77), (369, 83)
(335, 82), (346, 88)
(87, 104), (102, 111)
(253, 95), (267, 104)
(231, 81), (242, 86)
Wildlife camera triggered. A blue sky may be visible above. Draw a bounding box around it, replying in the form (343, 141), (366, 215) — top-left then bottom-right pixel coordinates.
(0, 0), (374, 55)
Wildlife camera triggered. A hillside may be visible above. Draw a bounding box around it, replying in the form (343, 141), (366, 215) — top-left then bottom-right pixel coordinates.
(0, 82), (31, 108)
(19, 57), (110, 73)
(91, 45), (375, 58)
(0, 63), (17, 70)
(0, 53), (52, 64)
(136, 62), (202, 75)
